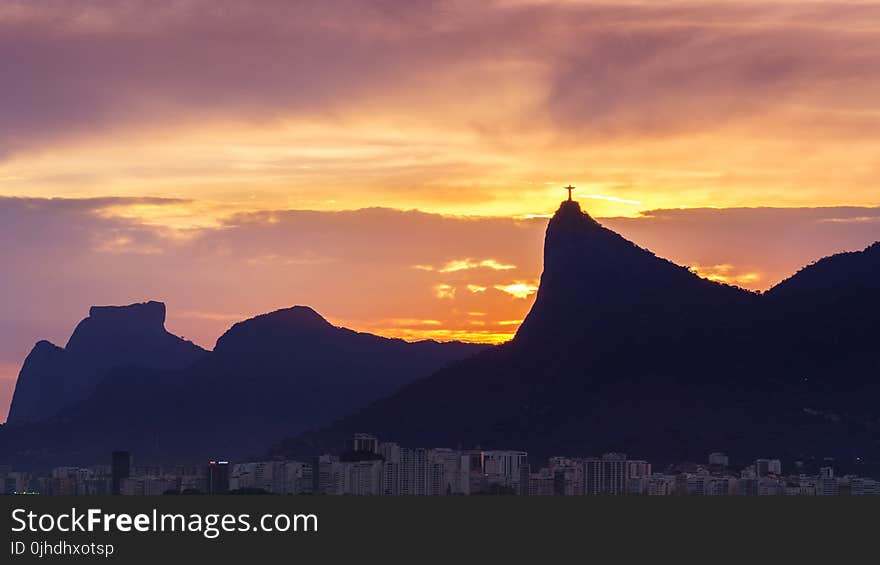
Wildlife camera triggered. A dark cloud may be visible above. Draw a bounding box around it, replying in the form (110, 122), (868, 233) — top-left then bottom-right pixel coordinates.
(4, 1), (880, 155)
(0, 0), (498, 155)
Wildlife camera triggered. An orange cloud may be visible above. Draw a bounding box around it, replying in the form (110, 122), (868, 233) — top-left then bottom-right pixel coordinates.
(364, 328), (515, 345)
(689, 264), (762, 288)
(433, 284), (456, 299)
(494, 282), (539, 299)
(414, 259), (517, 273)
(389, 318), (443, 327)
(5, 1), (880, 224)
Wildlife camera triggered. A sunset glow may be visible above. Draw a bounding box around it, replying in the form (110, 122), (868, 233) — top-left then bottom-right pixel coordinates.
(2, 0), (880, 421)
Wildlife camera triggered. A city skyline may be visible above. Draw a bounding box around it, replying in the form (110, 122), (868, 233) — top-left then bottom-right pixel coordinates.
(5, 432), (878, 496)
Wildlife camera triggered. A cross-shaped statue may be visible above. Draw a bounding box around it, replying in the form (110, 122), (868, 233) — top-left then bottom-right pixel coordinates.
(564, 185), (575, 201)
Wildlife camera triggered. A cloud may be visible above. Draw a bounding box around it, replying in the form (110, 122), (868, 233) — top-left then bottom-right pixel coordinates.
(390, 319), (442, 327)
(3, 1), (880, 219)
(438, 259), (516, 272)
(4, 1), (880, 152)
(494, 282), (539, 299)
(432, 284), (456, 299)
(416, 258), (517, 272)
(688, 264), (762, 286)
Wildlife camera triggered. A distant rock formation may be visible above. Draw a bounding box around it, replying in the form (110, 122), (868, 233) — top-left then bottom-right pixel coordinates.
(7, 301), (206, 424)
(0, 305), (487, 468)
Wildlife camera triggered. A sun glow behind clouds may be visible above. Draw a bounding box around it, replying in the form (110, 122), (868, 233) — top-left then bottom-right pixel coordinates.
(415, 258), (517, 273)
(6, 1), (880, 224)
(689, 264), (762, 288)
(494, 282), (540, 299)
(6, 1), (880, 419)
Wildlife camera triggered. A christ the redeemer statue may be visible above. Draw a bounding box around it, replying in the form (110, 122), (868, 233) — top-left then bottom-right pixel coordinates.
(564, 185), (575, 201)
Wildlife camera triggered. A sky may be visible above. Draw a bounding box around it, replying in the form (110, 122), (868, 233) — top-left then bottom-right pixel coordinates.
(1, 1), (880, 421)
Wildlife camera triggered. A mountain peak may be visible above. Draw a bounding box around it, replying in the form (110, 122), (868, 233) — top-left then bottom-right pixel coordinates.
(543, 199), (606, 262)
(253, 305), (334, 331)
(548, 199), (600, 230)
(278, 305), (332, 325)
(87, 300), (166, 327)
(213, 305), (336, 353)
(67, 301), (167, 350)
(7, 301), (205, 426)
(517, 198), (754, 348)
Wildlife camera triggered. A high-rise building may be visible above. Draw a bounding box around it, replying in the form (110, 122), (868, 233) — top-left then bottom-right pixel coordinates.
(756, 459), (782, 477)
(429, 449), (470, 495)
(818, 467), (838, 496)
(349, 434), (379, 454)
(529, 468), (556, 496)
(311, 455), (337, 495)
(518, 461), (531, 496)
(111, 451), (131, 495)
(625, 460), (652, 480)
(851, 478), (880, 496)
(708, 452), (730, 467)
(647, 474), (676, 496)
(549, 457), (585, 495)
(584, 453), (627, 495)
(480, 451), (528, 491)
(342, 460), (384, 495)
(206, 460), (230, 494)
(399, 448), (429, 495)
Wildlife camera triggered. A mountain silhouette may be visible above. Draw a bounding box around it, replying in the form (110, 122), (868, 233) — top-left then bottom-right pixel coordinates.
(0, 305), (486, 467)
(7, 301), (206, 424)
(276, 201), (880, 464)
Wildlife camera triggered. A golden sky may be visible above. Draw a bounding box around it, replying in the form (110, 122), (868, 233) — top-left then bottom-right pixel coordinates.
(2, 1), (880, 419)
(3, 0), (880, 224)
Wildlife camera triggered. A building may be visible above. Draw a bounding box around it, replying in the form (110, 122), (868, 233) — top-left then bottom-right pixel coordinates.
(480, 450), (528, 491)
(206, 460), (230, 494)
(755, 459), (782, 477)
(757, 477), (784, 496)
(3, 472), (30, 495)
(737, 478), (759, 496)
(111, 451), (131, 495)
(818, 467), (838, 496)
(549, 457), (584, 496)
(120, 477), (145, 496)
(704, 477), (733, 496)
(342, 460), (384, 495)
(584, 453), (627, 495)
(529, 468), (555, 496)
(851, 477), (880, 496)
(312, 455), (338, 495)
(708, 452), (729, 467)
(349, 433), (379, 454)
(399, 448), (430, 495)
(647, 474), (676, 496)
(430, 448), (470, 495)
